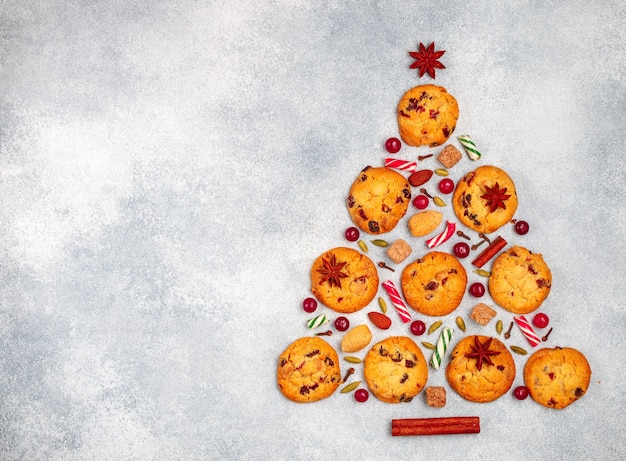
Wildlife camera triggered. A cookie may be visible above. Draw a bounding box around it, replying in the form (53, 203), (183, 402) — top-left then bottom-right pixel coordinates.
(397, 84), (459, 147)
(446, 335), (516, 403)
(488, 246), (552, 314)
(363, 336), (428, 403)
(523, 347), (591, 409)
(401, 251), (467, 316)
(277, 337), (342, 403)
(347, 166), (411, 235)
(452, 165), (518, 234)
(310, 247), (379, 313)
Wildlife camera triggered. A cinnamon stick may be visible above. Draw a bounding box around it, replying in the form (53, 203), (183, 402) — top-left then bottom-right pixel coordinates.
(471, 235), (507, 268)
(391, 416), (480, 436)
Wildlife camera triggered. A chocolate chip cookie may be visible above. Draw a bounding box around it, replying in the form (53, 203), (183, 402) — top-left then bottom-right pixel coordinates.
(401, 251), (467, 316)
(347, 166), (411, 235)
(310, 247), (379, 313)
(397, 84), (459, 147)
(364, 336), (429, 403)
(488, 246), (552, 314)
(277, 337), (342, 403)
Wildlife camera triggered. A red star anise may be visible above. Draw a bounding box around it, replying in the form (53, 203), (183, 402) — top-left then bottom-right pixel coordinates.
(317, 254), (348, 288)
(480, 182), (512, 212)
(409, 42), (446, 79)
(464, 336), (501, 371)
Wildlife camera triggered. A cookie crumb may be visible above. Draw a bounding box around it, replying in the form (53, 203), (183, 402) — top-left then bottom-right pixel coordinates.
(437, 145), (462, 169)
(387, 239), (412, 264)
(425, 386), (446, 407)
(470, 303), (497, 326)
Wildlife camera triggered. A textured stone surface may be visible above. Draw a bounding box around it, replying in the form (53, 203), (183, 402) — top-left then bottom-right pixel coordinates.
(0, 1), (624, 460)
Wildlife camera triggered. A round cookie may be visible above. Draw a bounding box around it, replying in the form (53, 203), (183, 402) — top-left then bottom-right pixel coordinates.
(523, 347), (591, 409)
(452, 165), (518, 234)
(310, 247), (379, 313)
(446, 335), (516, 403)
(277, 337), (342, 403)
(397, 84), (459, 147)
(401, 251), (467, 316)
(488, 246), (552, 314)
(363, 336), (428, 403)
(347, 166), (411, 235)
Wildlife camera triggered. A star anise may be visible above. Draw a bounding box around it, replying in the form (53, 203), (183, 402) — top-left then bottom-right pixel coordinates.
(480, 182), (512, 212)
(317, 254), (348, 288)
(464, 336), (501, 371)
(409, 42), (446, 79)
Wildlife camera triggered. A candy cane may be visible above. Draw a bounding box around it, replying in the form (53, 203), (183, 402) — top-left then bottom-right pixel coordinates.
(385, 158), (417, 172)
(430, 327), (453, 369)
(382, 280), (412, 323)
(458, 135), (481, 161)
(514, 315), (541, 347)
(426, 221), (456, 249)
(307, 313), (329, 330)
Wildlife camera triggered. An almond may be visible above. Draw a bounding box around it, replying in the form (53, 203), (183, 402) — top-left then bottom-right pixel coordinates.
(408, 169), (433, 187)
(341, 324), (372, 353)
(367, 312), (392, 330)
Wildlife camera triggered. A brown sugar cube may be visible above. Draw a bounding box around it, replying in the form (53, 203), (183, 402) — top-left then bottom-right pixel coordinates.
(387, 239), (412, 264)
(470, 303), (497, 326)
(437, 144), (462, 169)
(425, 386), (446, 408)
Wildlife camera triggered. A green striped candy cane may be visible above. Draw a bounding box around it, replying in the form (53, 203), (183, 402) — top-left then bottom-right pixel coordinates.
(458, 135), (482, 160)
(430, 327), (453, 369)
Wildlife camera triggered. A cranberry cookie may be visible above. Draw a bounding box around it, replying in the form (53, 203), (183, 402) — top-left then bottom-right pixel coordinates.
(446, 336), (516, 403)
(364, 336), (429, 403)
(452, 165), (518, 234)
(401, 251), (467, 316)
(277, 337), (342, 403)
(347, 166), (411, 235)
(310, 247), (379, 313)
(397, 84), (459, 147)
(488, 246), (552, 314)
(524, 347), (591, 409)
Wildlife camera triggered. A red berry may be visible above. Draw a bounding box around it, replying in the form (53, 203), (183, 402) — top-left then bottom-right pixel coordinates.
(438, 178), (455, 194)
(302, 297), (318, 313)
(469, 282), (485, 297)
(354, 388), (369, 402)
(410, 320), (426, 336)
(345, 226), (360, 242)
(385, 137), (401, 154)
(513, 385), (530, 400)
(413, 194), (429, 209)
(532, 313), (550, 329)
(515, 220), (530, 235)
(453, 242), (470, 258)
(334, 316), (350, 332)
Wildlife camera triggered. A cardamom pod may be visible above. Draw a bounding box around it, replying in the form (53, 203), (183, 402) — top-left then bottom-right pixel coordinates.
(428, 320), (443, 335)
(421, 341), (436, 350)
(434, 168), (449, 176)
(358, 240), (368, 252)
(474, 269), (492, 277)
(510, 345), (528, 355)
(378, 297), (387, 314)
(371, 239), (388, 247)
(433, 196), (446, 207)
(496, 319), (503, 335)
(344, 356), (362, 364)
(455, 316), (466, 332)
(341, 381), (361, 393)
